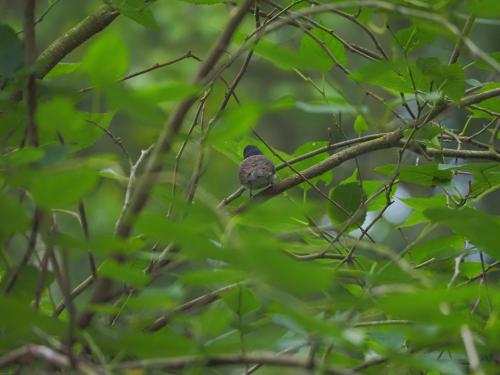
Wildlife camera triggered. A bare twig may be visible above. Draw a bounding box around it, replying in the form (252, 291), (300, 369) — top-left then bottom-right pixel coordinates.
(460, 325), (485, 375)
(80, 51), (201, 93)
(146, 283), (241, 332)
(4, 208), (42, 294)
(449, 15), (476, 65)
(448, 253), (465, 288)
(114, 145), (154, 234)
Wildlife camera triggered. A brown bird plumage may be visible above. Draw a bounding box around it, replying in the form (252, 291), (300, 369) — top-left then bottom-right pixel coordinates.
(239, 154), (275, 189)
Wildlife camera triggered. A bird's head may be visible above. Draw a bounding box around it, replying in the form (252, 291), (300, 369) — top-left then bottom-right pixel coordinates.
(243, 145), (264, 159)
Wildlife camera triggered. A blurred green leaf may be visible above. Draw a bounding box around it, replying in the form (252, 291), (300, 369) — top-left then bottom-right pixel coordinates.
(298, 28), (347, 72)
(0, 195), (30, 241)
(97, 329), (194, 358)
(223, 286), (261, 316)
(0, 295), (64, 350)
(376, 163), (452, 186)
(12, 164), (99, 208)
(99, 259), (150, 287)
(468, 0), (500, 18)
(352, 60), (414, 93)
(417, 59), (464, 101)
(209, 103), (261, 145)
(117, 0), (159, 29)
(395, 25), (436, 52)
(44, 63), (80, 79)
(424, 207), (500, 259)
(174, 0), (224, 3)
(363, 180), (397, 212)
(400, 195), (447, 227)
(82, 31), (129, 87)
(0, 24), (23, 77)
(353, 115), (368, 134)
(36, 97), (86, 146)
(409, 235), (464, 263)
(328, 182), (366, 230)
(233, 234), (332, 295)
(135, 81), (200, 103)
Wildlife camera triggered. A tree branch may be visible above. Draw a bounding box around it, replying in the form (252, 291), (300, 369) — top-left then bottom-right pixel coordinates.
(113, 352), (353, 375)
(0, 344), (105, 375)
(36, 4), (119, 78)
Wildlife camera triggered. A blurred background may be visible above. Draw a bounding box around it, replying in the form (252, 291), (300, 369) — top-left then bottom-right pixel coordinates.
(2, 0), (499, 250)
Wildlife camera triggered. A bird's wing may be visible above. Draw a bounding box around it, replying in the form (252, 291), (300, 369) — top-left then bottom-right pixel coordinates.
(239, 155), (275, 187)
(250, 155), (275, 177)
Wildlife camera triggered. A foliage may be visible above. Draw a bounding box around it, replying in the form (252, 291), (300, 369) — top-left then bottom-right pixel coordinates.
(0, 0), (500, 374)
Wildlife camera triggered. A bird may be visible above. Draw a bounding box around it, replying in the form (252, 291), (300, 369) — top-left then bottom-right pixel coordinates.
(239, 145), (276, 198)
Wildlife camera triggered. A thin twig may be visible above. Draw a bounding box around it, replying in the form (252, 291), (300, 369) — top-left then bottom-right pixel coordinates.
(460, 325), (484, 375)
(114, 145), (154, 234)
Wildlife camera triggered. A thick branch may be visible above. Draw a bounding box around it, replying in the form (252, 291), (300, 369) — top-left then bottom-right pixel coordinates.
(235, 130), (403, 211)
(36, 5), (119, 78)
(0, 344), (104, 374)
(229, 89), (500, 210)
(113, 352), (353, 375)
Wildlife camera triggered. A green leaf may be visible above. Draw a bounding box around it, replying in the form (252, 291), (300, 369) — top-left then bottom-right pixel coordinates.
(0, 195), (30, 241)
(77, 111), (115, 150)
(17, 165), (99, 208)
(468, 0), (500, 18)
(0, 296), (64, 350)
(461, 262), (483, 279)
(104, 84), (164, 123)
(96, 329), (194, 358)
(327, 182), (366, 230)
(36, 97), (86, 146)
(363, 180), (397, 212)
(136, 81), (200, 102)
(400, 195), (447, 227)
(99, 260), (150, 287)
(475, 52), (500, 72)
(353, 115), (368, 134)
(452, 163), (500, 199)
(82, 31), (129, 87)
(0, 24), (23, 77)
(174, 0), (224, 3)
(234, 234), (332, 295)
(118, 0), (159, 29)
(251, 37), (306, 71)
(409, 235), (464, 263)
(44, 63), (80, 79)
(209, 104), (261, 145)
(395, 25), (436, 52)
(416, 59), (465, 101)
(352, 60), (413, 93)
(376, 163), (452, 186)
(181, 269), (245, 287)
(0, 148), (45, 167)
(424, 207), (500, 259)
(238, 196), (310, 232)
(222, 286), (261, 316)
(298, 28), (347, 72)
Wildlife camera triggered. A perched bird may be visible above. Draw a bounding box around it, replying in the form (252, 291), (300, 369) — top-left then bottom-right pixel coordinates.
(239, 145), (276, 197)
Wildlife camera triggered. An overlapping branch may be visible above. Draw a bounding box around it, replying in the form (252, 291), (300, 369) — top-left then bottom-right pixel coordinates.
(77, 0), (254, 329)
